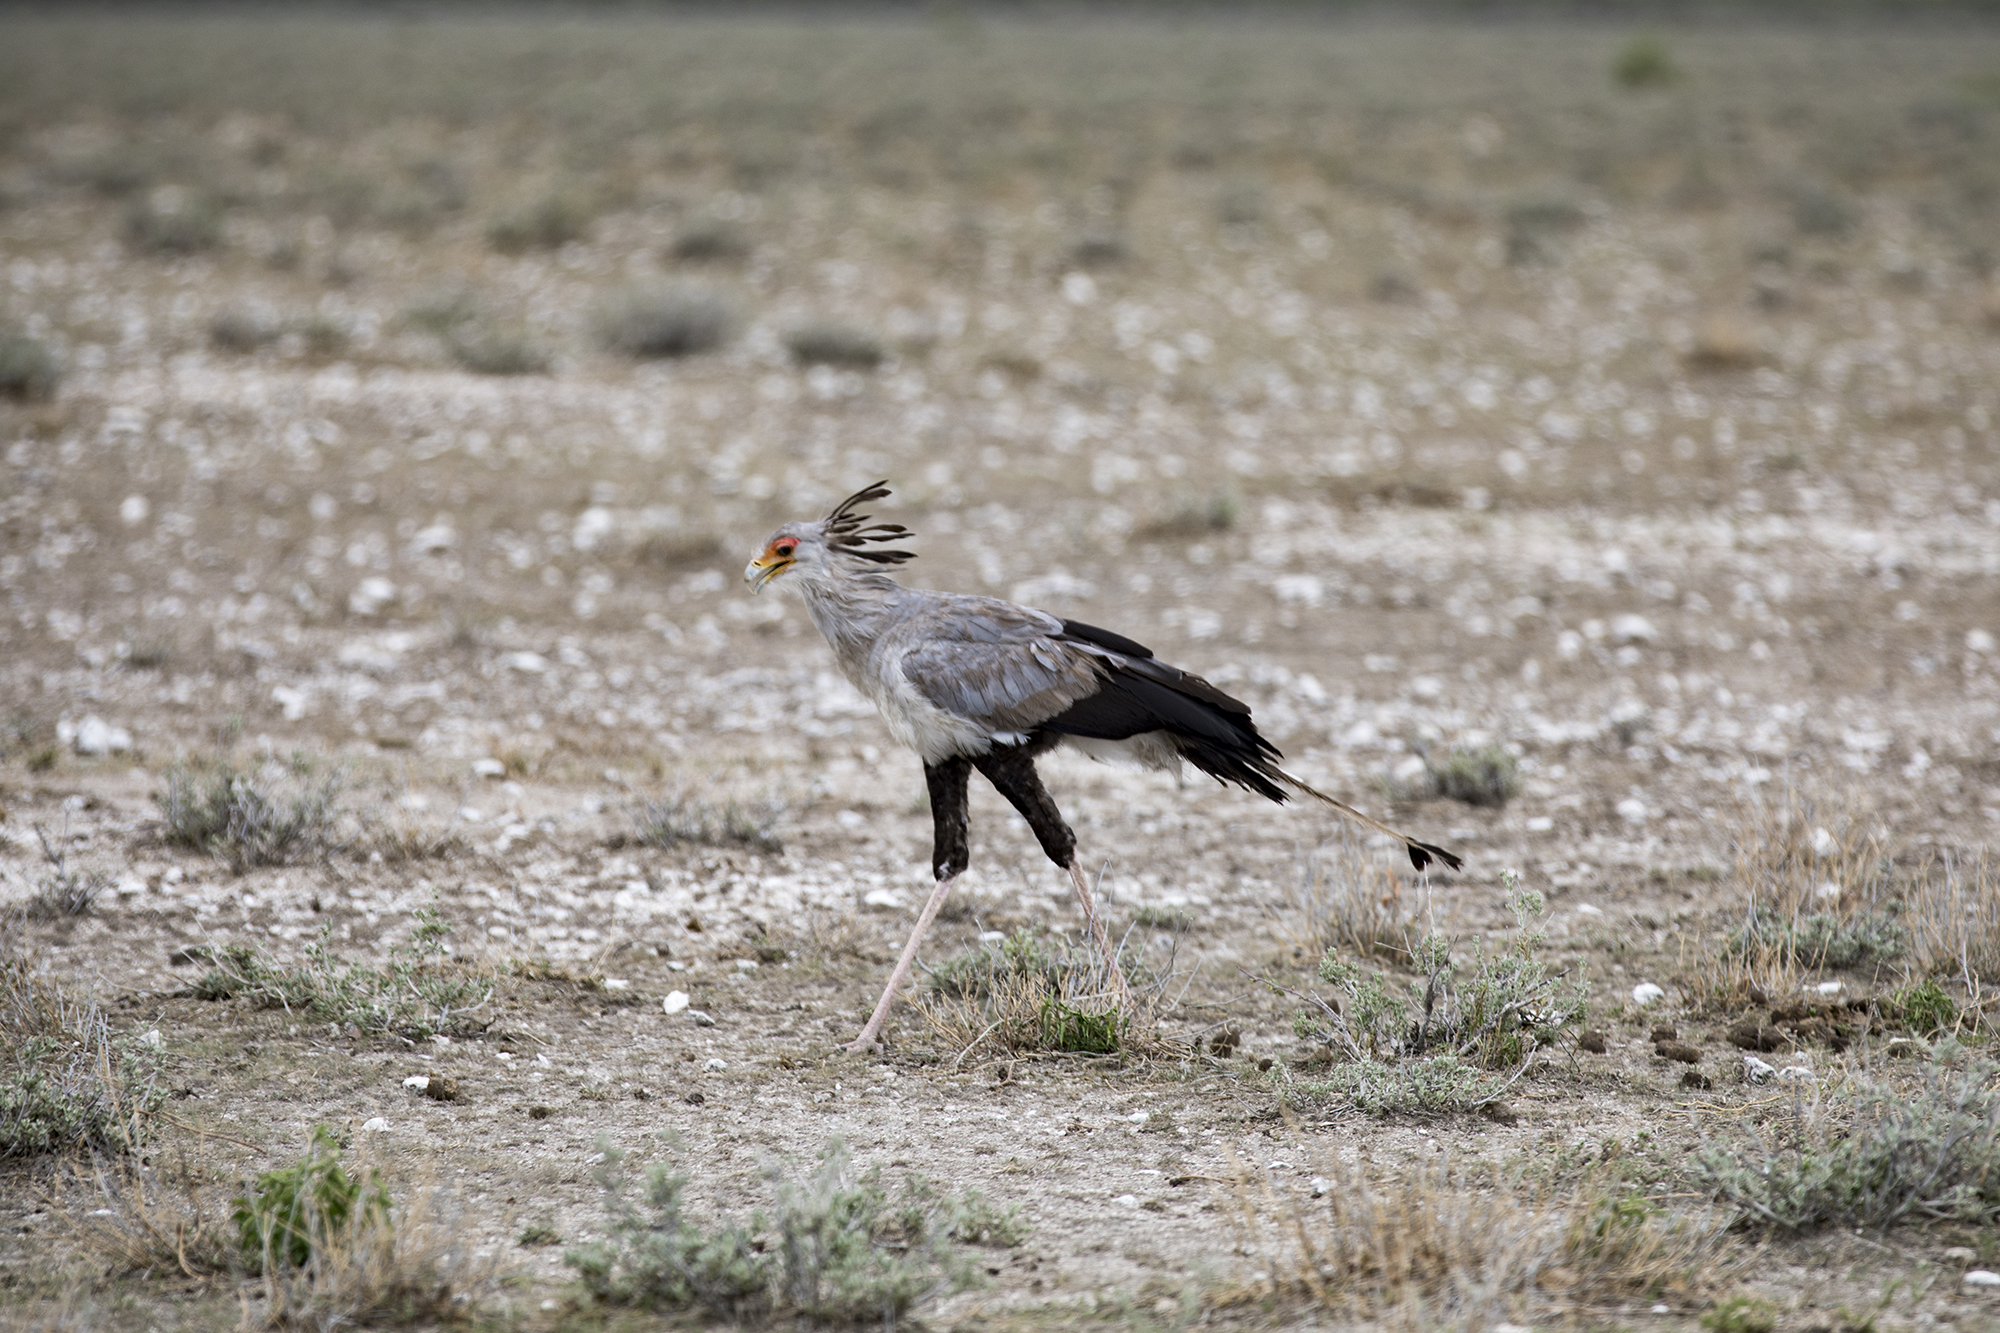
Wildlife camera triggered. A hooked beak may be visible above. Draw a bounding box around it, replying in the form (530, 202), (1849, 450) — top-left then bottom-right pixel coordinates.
(744, 555), (791, 593)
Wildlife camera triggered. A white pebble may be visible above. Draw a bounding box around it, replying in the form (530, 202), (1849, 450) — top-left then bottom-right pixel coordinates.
(733, 958), (758, 972)
(119, 494), (150, 525)
(138, 1029), (163, 1049)
(1112, 1194), (1139, 1207)
(705, 1058), (727, 1071)
(1965, 1270), (2000, 1288)
(1631, 982), (1666, 1006)
(402, 1075), (429, 1091)
(663, 991), (690, 1014)
(361, 1117), (390, 1133)
(1308, 1176), (1330, 1198)
(1616, 797), (1648, 823)
(1777, 1066), (1816, 1083)
(1743, 1056), (1777, 1084)
(1814, 980), (1844, 997)
(862, 888), (905, 910)
(688, 1010), (716, 1027)
(603, 978), (630, 990)
(1944, 1247), (1977, 1265)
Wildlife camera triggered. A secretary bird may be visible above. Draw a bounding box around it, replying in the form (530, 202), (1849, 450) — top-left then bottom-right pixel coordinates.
(744, 482), (1460, 1052)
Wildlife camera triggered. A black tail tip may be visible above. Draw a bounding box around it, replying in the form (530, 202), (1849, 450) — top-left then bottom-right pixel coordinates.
(1407, 842), (1464, 873)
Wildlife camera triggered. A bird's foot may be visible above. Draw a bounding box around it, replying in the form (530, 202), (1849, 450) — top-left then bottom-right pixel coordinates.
(842, 1036), (882, 1056)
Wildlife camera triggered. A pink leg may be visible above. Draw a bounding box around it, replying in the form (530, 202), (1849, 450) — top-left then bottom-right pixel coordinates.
(848, 873), (959, 1053)
(1067, 859), (1134, 1009)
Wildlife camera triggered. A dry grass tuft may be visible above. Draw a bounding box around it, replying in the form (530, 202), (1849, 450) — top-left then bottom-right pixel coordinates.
(158, 756), (343, 873)
(0, 325), (62, 400)
(1224, 1153), (1724, 1330)
(593, 284), (734, 359)
(1285, 837), (1426, 965)
(2, 924), (158, 1160)
(67, 1138), (239, 1279)
(913, 925), (1187, 1063)
(1904, 851), (2000, 989)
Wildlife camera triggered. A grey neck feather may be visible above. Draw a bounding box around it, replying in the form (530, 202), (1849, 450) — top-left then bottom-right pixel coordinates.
(797, 562), (910, 671)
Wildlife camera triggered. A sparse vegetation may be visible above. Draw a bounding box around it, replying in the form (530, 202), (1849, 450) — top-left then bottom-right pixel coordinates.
(670, 217), (751, 262)
(157, 756), (342, 872)
(1612, 35), (1679, 89)
(917, 926), (1160, 1059)
(1283, 874), (1587, 1115)
(785, 321), (885, 368)
(486, 189), (595, 253)
(1, 926), (157, 1160)
(1724, 904), (1907, 970)
(236, 1126), (390, 1273)
(1290, 840), (1423, 963)
(567, 1138), (1018, 1326)
(446, 319), (550, 376)
(191, 902), (491, 1040)
(0, 325), (60, 400)
(1695, 1052), (2000, 1233)
(1422, 743), (1521, 807)
(628, 788), (782, 853)
(122, 186), (222, 255)
(593, 284), (734, 359)
(26, 822), (105, 920)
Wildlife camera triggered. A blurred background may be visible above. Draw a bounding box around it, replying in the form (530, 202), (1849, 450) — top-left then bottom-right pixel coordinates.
(1, 3), (1997, 823)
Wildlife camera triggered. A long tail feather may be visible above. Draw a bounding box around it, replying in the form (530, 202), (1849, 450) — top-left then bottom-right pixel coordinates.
(1276, 768), (1463, 873)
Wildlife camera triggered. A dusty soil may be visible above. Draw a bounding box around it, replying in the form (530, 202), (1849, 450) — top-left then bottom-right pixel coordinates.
(3, 12), (2000, 1331)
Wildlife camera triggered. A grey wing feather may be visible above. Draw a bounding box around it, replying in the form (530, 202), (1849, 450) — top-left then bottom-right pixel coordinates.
(898, 598), (1104, 731)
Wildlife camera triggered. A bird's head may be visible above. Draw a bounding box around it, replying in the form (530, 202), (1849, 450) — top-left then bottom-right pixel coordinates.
(744, 481), (915, 595)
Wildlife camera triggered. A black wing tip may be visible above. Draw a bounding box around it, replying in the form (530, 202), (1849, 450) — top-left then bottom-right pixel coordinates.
(1406, 841), (1464, 873)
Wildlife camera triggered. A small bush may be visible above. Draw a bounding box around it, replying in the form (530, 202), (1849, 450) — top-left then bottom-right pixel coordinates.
(236, 1126), (391, 1273)
(785, 321), (885, 368)
(1890, 978), (1957, 1036)
(629, 789), (782, 853)
(208, 308), (279, 353)
(1694, 1053), (2000, 1232)
(594, 284), (734, 359)
(917, 925), (1159, 1059)
(1, 931), (158, 1160)
(158, 756), (342, 872)
(1612, 35), (1679, 89)
(670, 218), (751, 262)
(1703, 1296), (1778, 1333)
(486, 191), (594, 253)
(123, 186), (223, 256)
(447, 320), (550, 376)
(1791, 187), (1858, 239)
(1905, 854), (2000, 983)
(193, 902), (491, 1041)
(1723, 905), (1906, 970)
(1285, 874), (1586, 1115)
(0, 327), (60, 400)
(1130, 903), (1195, 933)
(1068, 231), (1129, 268)
(1424, 743), (1521, 807)
(26, 823), (105, 920)
(1290, 840), (1423, 964)
(567, 1139), (1016, 1325)
(1137, 490), (1240, 540)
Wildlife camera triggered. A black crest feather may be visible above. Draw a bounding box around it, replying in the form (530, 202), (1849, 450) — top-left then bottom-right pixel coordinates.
(822, 481), (916, 565)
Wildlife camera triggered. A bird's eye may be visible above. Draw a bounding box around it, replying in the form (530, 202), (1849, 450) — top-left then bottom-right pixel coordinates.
(774, 541), (797, 557)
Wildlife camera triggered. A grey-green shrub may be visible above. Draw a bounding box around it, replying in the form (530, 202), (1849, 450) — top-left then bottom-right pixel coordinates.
(1695, 1053), (2000, 1232)
(1724, 905), (1906, 970)
(234, 1126), (391, 1272)
(0, 327), (59, 401)
(158, 756), (342, 871)
(567, 1139), (1018, 1324)
(594, 284), (734, 359)
(1, 936), (157, 1159)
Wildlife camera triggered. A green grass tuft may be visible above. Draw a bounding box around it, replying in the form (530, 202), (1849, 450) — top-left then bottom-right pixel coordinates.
(235, 1126), (391, 1273)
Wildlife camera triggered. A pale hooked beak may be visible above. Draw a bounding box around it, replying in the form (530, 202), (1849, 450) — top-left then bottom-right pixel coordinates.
(744, 555), (790, 593)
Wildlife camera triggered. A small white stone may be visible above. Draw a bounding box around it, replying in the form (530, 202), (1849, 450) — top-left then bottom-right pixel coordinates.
(348, 577), (397, 617)
(733, 958), (758, 972)
(504, 651), (550, 674)
(138, 1029), (163, 1049)
(1743, 1056), (1777, 1084)
(430, 1034), (452, 1046)
(471, 757), (505, 778)
(1631, 982), (1666, 1006)
(1651, 1306), (1671, 1315)
(71, 714), (133, 756)
(1575, 903), (1603, 916)
(403, 1075), (430, 1091)
(1309, 1176), (1330, 1198)
(862, 888), (905, 910)
(1943, 1246), (1977, 1265)
(603, 978), (630, 990)
(1127, 1111), (1149, 1123)
(978, 930), (1006, 943)
(1526, 815), (1555, 832)
(1112, 1194), (1139, 1207)
(1815, 981), (1844, 997)
(663, 991), (690, 1014)
(705, 1057), (727, 1071)
(688, 1010), (716, 1027)
(1967, 629), (1996, 655)
(1814, 880), (1841, 900)
(1616, 797), (1649, 823)
(1964, 1270), (2000, 1288)
(1778, 1065), (1816, 1083)
(1810, 826), (1837, 858)
(1609, 614), (1657, 645)
(119, 494), (150, 525)
(361, 1117), (390, 1133)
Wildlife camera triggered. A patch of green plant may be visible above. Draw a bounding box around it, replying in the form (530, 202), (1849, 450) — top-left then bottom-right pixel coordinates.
(1702, 1294), (1777, 1333)
(517, 1225), (561, 1247)
(1424, 743), (1522, 807)
(1, 937), (158, 1159)
(1724, 904), (1906, 969)
(235, 1126), (391, 1273)
(628, 790), (782, 854)
(785, 321), (885, 368)
(593, 283), (734, 359)
(1694, 1050), (2000, 1233)
(486, 190), (595, 253)
(446, 320), (550, 376)
(1283, 872), (1586, 1115)
(1612, 35), (1678, 89)
(192, 901), (490, 1040)
(1892, 978), (1957, 1036)
(567, 1138), (1018, 1325)
(1039, 999), (1122, 1055)
(1130, 903), (1195, 933)
(671, 217), (751, 263)
(0, 326), (60, 401)
(158, 755), (342, 872)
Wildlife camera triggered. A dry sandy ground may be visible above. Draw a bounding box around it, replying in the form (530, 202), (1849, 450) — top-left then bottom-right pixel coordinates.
(3, 13), (2000, 1331)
